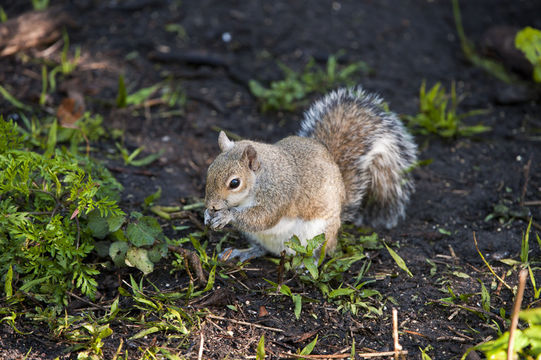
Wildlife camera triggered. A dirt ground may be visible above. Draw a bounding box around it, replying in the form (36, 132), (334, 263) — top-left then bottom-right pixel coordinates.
(1, 0), (541, 359)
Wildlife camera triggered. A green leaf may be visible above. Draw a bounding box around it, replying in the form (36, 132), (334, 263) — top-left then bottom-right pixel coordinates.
(107, 214), (125, 232)
(44, 119), (57, 159)
(519, 307), (541, 326)
(293, 294), (302, 320)
(515, 27), (541, 65)
(130, 326), (160, 340)
(479, 281), (491, 313)
(384, 242), (413, 277)
(521, 218), (532, 263)
(109, 241), (129, 267)
(126, 216), (162, 247)
(19, 276), (51, 292)
(203, 265), (216, 292)
(328, 287), (356, 299)
(128, 148), (165, 167)
(303, 257), (319, 280)
(126, 84), (160, 106)
(87, 210), (110, 239)
(144, 187), (162, 207)
(5, 265), (13, 298)
(256, 334), (265, 360)
(116, 74), (127, 108)
(125, 247), (154, 274)
(300, 335), (318, 356)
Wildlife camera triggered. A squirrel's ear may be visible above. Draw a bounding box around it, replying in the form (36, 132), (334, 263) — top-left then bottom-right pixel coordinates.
(242, 145), (260, 171)
(218, 131), (234, 152)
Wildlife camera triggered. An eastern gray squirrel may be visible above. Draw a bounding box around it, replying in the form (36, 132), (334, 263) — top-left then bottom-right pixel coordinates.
(204, 87), (417, 262)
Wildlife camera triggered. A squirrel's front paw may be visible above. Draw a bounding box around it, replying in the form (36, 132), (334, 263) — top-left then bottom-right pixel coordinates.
(208, 209), (234, 230)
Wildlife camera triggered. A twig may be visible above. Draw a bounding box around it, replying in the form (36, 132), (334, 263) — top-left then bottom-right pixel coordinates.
(508, 269), (528, 359)
(520, 156), (532, 207)
(473, 232), (512, 291)
(392, 308), (401, 360)
(403, 329), (429, 338)
(167, 245), (206, 285)
(198, 328), (204, 360)
(206, 313), (284, 333)
(436, 336), (468, 342)
(67, 291), (108, 312)
(524, 200), (541, 206)
(495, 271), (506, 296)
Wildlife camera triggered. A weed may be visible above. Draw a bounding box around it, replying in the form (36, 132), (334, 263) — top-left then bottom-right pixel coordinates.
(515, 27), (541, 83)
(404, 81), (490, 138)
(59, 30), (81, 75)
(249, 54), (370, 112)
(74, 323), (113, 360)
(266, 231), (385, 316)
(519, 219), (541, 299)
(115, 142), (165, 167)
(116, 74), (161, 109)
(0, 117), (124, 304)
(31, 0), (49, 11)
(46, 31), (81, 91)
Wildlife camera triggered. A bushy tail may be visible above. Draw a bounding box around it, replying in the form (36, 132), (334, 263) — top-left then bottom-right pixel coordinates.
(299, 87), (417, 228)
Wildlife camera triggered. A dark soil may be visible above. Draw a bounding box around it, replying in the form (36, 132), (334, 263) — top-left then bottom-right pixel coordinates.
(1, 0), (541, 359)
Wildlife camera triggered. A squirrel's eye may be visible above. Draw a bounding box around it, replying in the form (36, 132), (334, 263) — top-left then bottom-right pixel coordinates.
(229, 178), (240, 189)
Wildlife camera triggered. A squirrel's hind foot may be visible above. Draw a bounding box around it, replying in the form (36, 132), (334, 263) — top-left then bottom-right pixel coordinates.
(219, 244), (267, 263)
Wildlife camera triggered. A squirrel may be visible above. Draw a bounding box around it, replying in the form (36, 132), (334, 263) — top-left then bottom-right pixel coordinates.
(204, 87), (417, 262)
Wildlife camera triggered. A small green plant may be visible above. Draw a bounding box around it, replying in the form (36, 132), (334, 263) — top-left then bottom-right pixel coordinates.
(519, 219), (541, 299)
(116, 74), (161, 109)
(249, 55), (370, 112)
(73, 323), (113, 360)
(31, 0), (49, 11)
(115, 143), (165, 167)
(515, 27), (541, 83)
(404, 81), (490, 138)
(0, 117), (124, 304)
(269, 232), (384, 316)
(462, 307), (541, 359)
(59, 30), (80, 75)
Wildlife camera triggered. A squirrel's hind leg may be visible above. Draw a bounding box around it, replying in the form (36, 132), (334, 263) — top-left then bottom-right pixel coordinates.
(219, 244), (267, 263)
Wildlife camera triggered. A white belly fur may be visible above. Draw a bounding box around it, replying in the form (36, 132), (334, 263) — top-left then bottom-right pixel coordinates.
(246, 217), (327, 256)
